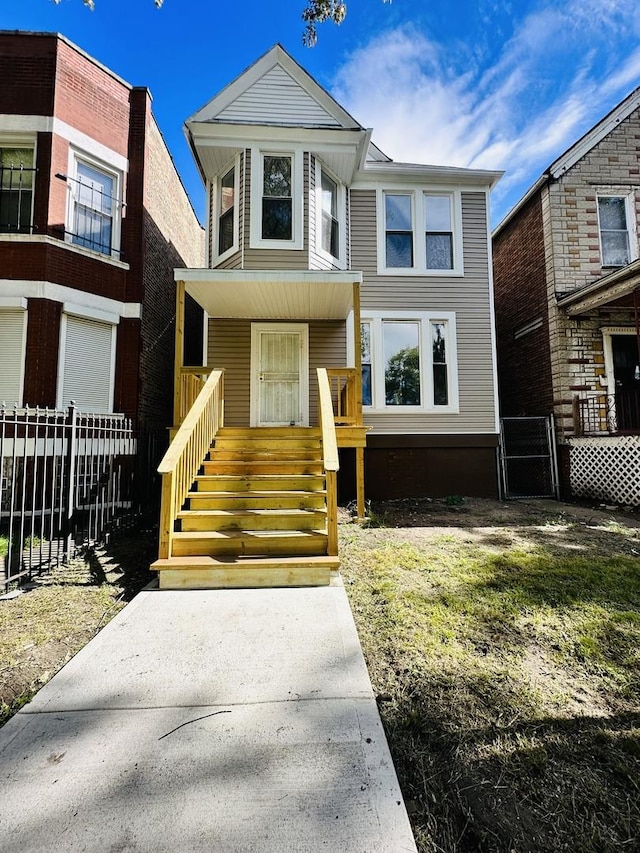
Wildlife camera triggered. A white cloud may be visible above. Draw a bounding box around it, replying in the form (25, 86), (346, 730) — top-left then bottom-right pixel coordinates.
(332, 0), (640, 222)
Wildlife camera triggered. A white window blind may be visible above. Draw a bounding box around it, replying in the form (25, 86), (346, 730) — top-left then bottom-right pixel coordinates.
(0, 310), (26, 405)
(61, 316), (114, 412)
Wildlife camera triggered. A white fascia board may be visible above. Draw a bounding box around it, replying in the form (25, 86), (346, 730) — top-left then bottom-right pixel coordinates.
(186, 44), (363, 130)
(355, 162), (503, 189)
(550, 87), (640, 179)
(0, 280), (141, 319)
(174, 268), (363, 285)
(187, 121), (367, 149)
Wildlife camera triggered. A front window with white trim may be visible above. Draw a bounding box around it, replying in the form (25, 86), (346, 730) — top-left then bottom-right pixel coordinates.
(361, 312), (458, 412)
(597, 194), (635, 267)
(378, 188), (463, 275)
(66, 153), (122, 257)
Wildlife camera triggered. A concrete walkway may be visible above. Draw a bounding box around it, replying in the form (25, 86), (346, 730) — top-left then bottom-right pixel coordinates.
(0, 583), (417, 852)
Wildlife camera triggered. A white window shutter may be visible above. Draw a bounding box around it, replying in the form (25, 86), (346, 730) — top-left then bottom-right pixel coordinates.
(62, 316), (114, 412)
(0, 310), (26, 406)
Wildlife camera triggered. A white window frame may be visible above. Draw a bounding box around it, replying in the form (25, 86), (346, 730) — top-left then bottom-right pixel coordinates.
(56, 306), (118, 413)
(314, 159), (346, 267)
(358, 311), (459, 413)
(376, 187), (464, 276)
(249, 146), (304, 250)
(212, 154), (240, 264)
(0, 133), (37, 236)
(65, 147), (123, 259)
(596, 192), (637, 268)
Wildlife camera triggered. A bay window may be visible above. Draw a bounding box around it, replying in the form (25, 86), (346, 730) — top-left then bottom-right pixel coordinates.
(67, 153), (122, 257)
(250, 148), (303, 249)
(0, 146), (35, 234)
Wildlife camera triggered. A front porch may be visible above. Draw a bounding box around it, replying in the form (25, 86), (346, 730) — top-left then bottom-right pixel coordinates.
(153, 269), (368, 589)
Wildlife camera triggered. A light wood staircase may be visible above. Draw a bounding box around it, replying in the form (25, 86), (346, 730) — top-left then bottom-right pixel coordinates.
(152, 426), (340, 589)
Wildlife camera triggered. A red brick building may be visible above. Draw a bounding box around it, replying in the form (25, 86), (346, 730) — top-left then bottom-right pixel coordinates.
(0, 31), (204, 433)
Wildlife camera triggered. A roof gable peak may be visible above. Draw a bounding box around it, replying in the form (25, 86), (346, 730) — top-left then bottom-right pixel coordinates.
(186, 44), (363, 131)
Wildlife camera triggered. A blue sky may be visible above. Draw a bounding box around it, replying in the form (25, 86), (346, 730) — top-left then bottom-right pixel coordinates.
(4, 0), (640, 227)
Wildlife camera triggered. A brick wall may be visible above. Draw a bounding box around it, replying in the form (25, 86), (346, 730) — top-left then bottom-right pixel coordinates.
(493, 193), (554, 416)
(23, 299), (61, 407)
(136, 100), (205, 431)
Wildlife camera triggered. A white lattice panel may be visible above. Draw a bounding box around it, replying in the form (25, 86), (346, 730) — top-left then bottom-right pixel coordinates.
(568, 436), (640, 505)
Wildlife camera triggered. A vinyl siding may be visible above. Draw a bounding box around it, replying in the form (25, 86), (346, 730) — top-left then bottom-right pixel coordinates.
(351, 189), (497, 434)
(216, 66), (342, 127)
(207, 318), (346, 426)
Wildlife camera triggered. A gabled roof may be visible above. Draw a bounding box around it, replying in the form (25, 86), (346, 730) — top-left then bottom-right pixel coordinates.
(186, 44), (364, 130)
(549, 86), (640, 179)
(494, 86), (640, 238)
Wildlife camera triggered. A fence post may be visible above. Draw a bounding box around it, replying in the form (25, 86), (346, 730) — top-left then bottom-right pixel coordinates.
(572, 395), (582, 437)
(63, 402), (78, 562)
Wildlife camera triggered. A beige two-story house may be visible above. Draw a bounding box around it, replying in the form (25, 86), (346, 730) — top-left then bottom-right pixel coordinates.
(153, 45), (501, 589)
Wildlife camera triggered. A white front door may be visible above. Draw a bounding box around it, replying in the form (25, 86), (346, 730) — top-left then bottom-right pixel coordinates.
(251, 323), (309, 426)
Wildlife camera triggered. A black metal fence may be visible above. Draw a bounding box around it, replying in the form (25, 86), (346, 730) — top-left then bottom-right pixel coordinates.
(0, 164), (35, 233)
(0, 403), (140, 590)
(576, 391), (640, 435)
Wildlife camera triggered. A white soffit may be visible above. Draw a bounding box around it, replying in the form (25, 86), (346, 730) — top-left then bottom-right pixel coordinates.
(177, 270), (359, 320)
(189, 125), (370, 184)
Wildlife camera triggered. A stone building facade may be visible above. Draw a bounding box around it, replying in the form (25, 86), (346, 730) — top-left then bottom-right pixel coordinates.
(493, 89), (640, 503)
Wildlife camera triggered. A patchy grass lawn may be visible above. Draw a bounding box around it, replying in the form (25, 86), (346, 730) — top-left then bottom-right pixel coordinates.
(0, 529), (155, 726)
(341, 498), (640, 853)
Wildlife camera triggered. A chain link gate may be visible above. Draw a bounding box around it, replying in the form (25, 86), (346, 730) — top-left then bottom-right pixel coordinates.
(499, 415), (560, 500)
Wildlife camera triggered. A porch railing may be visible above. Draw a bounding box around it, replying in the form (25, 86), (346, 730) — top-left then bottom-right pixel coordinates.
(317, 368), (339, 556)
(158, 369), (224, 559)
(1, 403), (137, 590)
(325, 368), (361, 426)
(574, 390), (640, 436)
(176, 366), (213, 426)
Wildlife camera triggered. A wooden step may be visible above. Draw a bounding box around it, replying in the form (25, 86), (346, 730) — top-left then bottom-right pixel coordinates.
(202, 460), (324, 476)
(178, 508), (327, 531)
(216, 427), (321, 438)
(188, 490), (327, 510)
(212, 437), (322, 451)
(194, 474), (326, 492)
(171, 529), (328, 558)
(151, 555), (339, 590)
(208, 449), (321, 462)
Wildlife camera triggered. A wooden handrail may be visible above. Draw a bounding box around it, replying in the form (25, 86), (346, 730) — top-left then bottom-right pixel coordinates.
(158, 369), (224, 559)
(317, 368), (339, 556)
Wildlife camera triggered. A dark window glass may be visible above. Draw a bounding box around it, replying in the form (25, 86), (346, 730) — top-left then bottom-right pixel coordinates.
(218, 167), (235, 254)
(0, 147), (34, 233)
(262, 156), (292, 240)
(384, 322), (420, 406)
(385, 194), (413, 268)
(432, 322), (448, 405)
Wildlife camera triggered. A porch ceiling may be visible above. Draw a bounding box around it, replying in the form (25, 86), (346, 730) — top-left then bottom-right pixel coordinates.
(175, 269), (361, 320)
(558, 260), (640, 316)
